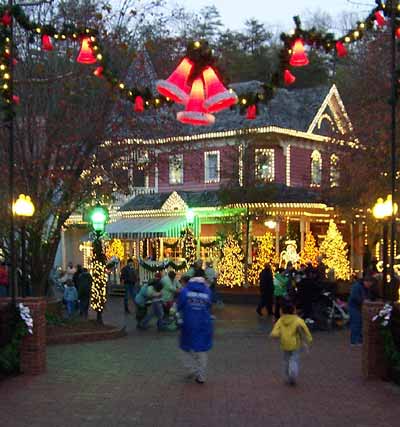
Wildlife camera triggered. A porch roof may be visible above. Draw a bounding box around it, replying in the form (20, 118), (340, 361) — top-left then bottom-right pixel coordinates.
(106, 216), (187, 239)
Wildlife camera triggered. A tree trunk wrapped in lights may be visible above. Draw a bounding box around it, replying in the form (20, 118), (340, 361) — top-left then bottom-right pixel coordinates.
(182, 227), (196, 266)
(300, 232), (319, 267)
(217, 235), (244, 288)
(320, 221), (350, 281)
(248, 233), (276, 286)
(90, 238), (107, 323)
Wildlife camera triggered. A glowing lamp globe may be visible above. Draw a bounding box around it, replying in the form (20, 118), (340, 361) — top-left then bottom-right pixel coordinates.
(202, 66), (238, 113)
(186, 209), (195, 223)
(77, 37), (97, 64)
(156, 57), (193, 104)
(89, 206), (108, 233)
(177, 78), (215, 126)
(289, 39), (309, 67)
(13, 194), (35, 217)
(41, 35), (54, 51)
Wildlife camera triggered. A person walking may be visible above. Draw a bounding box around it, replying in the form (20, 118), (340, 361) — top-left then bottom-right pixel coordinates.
(270, 300), (313, 385)
(77, 268), (93, 319)
(256, 263), (274, 316)
(178, 268), (213, 384)
(348, 275), (374, 346)
(0, 261), (8, 297)
(121, 258), (139, 314)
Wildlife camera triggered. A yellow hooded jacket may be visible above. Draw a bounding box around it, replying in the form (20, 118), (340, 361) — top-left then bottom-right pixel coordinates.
(270, 314), (313, 351)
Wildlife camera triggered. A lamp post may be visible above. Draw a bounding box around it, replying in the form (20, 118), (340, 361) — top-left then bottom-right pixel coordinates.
(373, 195), (398, 300)
(88, 205), (108, 324)
(12, 194), (35, 299)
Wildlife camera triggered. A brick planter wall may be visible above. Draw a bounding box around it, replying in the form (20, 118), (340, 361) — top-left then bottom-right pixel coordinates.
(362, 300), (388, 380)
(0, 297), (47, 375)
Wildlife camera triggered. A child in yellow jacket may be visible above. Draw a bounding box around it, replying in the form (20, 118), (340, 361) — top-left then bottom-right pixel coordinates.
(270, 300), (312, 385)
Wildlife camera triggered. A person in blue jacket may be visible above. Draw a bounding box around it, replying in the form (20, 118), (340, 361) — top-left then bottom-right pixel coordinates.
(348, 275), (374, 345)
(178, 268), (213, 384)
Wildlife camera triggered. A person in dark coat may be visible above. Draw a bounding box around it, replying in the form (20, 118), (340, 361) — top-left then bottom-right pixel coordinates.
(178, 268), (213, 384)
(348, 275), (374, 345)
(120, 258), (139, 314)
(256, 263), (274, 316)
(77, 268), (93, 319)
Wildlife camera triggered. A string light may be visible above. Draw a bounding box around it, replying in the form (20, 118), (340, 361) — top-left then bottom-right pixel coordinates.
(217, 235), (245, 288)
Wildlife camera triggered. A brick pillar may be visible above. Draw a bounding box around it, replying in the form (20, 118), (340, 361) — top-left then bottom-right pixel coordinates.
(362, 300), (388, 380)
(0, 297), (47, 375)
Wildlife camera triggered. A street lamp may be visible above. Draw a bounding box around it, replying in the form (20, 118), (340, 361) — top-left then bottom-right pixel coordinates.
(87, 204), (108, 324)
(13, 194), (35, 298)
(373, 195), (398, 300)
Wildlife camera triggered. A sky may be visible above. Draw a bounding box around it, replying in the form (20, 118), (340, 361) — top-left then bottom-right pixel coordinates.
(170, 0), (377, 32)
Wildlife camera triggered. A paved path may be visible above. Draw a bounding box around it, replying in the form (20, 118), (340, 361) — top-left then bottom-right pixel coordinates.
(1, 300), (400, 427)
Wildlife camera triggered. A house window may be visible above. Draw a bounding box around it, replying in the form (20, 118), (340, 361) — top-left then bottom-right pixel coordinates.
(330, 154), (339, 187)
(255, 148), (275, 182)
(311, 150), (322, 187)
(169, 154), (183, 185)
(204, 151), (220, 183)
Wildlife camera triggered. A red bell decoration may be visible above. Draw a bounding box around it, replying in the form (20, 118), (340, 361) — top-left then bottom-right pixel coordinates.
(374, 11), (386, 27)
(202, 66), (238, 113)
(134, 96), (144, 113)
(93, 66), (103, 78)
(335, 41), (347, 58)
(156, 57), (193, 104)
(1, 11), (12, 26)
(289, 39), (309, 67)
(283, 69), (296, 86)
(12, 95), (20, 105)
(177, 78), (215, 126)
(396, 27), (400, 39)
(76, 37), (97, 64)
(246, 105), (257, 120)
(41, 35), (54, 51)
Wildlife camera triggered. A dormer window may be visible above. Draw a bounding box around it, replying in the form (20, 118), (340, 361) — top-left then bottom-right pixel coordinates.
(204, 151), (220, 183)
(255, 148), (275, 182)
(169, 154), (183, 185)
(311, 150), (322, 187)
(330, 153), (339, 188)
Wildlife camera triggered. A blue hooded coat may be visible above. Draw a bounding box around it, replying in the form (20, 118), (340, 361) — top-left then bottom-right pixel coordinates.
(178, 277), (213, 352)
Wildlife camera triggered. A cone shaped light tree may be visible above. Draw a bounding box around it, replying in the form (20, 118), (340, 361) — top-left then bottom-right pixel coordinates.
(248, 233), (276, 286)
(217, 235), (245, 288)
(320, 221), (350, 280)
(300, 232), (319, 267)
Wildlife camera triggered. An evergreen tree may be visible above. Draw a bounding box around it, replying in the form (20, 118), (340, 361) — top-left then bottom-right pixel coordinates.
(320, 221), (350, 280)
(300, 232), (319, 267)
(217, 235), (244, 288)
(182, 227), (196, 266)
(248, 233), (275, 286)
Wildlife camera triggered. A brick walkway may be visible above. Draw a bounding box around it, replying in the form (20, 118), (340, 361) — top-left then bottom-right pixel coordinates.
(1, 299), (400, 427)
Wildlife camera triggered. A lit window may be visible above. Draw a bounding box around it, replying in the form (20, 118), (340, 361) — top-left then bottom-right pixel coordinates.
(311, 150), (322, 187)
(255, 148), (274, 182)
(330, 154), (339, 187)
(204, 151), (220, 183)
(169, 154), (183, 185)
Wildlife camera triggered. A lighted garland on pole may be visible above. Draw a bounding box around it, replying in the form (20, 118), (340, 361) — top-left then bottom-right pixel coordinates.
(90, 236), (108, 322)
(182, 227), (197, 266)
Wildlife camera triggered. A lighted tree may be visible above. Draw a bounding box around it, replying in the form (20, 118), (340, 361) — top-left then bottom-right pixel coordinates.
(217, 235), (244, 288)
(105, 239), (125, 261)
(248, 233), (275, 286)
(300, 232), (319, 266)
(320, 221), (350, 280)
(182, 227), (196, 265)
(90, 239), (108, 323)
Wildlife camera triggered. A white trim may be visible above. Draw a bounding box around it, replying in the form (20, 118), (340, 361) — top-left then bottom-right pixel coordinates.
(156, 80), (189, 104)
(177, 111), (215, 126)
(204, 150), (220, 183)
(203, 91), (238, 113)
